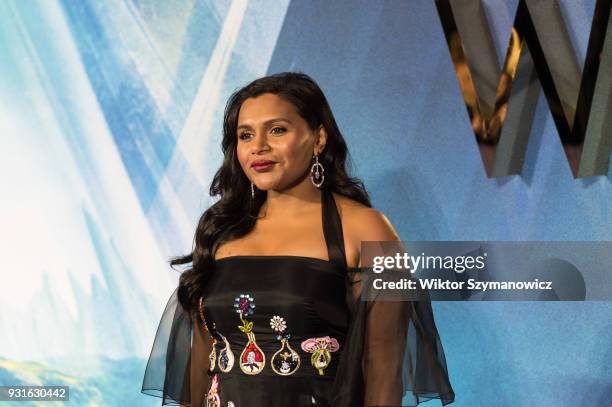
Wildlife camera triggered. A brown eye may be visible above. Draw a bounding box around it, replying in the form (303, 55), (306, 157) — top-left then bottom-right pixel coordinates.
(271, 127), (286, 135)
(238, 132), (252, 140)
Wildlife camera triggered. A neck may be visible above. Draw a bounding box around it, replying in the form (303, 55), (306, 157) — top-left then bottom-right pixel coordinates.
(259, 180), (323, 219)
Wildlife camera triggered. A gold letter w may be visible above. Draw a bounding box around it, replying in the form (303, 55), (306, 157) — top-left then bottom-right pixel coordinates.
(436, 0), (611, 178)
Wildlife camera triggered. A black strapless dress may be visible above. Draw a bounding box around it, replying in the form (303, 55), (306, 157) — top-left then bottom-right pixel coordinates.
(142, 188), (455, 407)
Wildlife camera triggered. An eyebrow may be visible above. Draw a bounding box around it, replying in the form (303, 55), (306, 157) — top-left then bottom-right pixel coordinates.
(237, 117), (291, 130)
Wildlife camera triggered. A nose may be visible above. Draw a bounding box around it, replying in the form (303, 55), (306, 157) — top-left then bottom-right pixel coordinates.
(250, 132), (270, 154)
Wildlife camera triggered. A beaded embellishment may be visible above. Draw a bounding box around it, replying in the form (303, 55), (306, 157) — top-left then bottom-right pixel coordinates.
(300, 336), (340, 375)
(209, 332), (218, 371)
(206, 374), (221, 407)
(234, 294), (265, 375)
(217, 331), (235, 373)
(269, 315), (300, 376)
(201, 297), (235, 372)
(199, 297), (218, 371)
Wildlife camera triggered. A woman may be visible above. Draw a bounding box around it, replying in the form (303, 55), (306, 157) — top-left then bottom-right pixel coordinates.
(141, 72), (455, 406)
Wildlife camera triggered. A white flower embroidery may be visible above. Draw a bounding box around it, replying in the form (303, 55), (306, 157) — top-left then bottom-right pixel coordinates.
(269, 315), (287, 332)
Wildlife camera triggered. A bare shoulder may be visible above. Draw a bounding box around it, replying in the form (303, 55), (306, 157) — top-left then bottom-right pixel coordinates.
(332, 193), (400, 267)
(333, 193), (399, 240)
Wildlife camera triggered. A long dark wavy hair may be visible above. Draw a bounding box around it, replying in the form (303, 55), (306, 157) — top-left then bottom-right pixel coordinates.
(172, 72), (371, 318)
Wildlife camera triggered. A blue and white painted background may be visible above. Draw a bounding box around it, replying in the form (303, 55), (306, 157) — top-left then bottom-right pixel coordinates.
(0, 0), (610, 406)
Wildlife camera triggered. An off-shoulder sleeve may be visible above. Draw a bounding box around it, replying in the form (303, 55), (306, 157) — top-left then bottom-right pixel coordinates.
(141, 286), (212, 406)
(331, 267), (455, 407)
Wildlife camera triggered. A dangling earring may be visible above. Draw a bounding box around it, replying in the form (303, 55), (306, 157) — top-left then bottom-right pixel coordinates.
(310, 154), (325, 188)
(251, 182), (255, 199)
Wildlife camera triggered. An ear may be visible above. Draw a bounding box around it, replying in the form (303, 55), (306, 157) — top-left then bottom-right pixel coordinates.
(314, 125), (327, 155)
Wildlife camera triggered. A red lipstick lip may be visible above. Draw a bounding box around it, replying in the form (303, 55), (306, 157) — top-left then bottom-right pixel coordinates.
(251, 160), (276, 167)
(251, 161), (276, 172)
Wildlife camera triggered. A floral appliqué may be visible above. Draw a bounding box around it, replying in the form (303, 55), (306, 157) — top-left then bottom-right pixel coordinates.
(234, 294), (265, 375)
(301, 336), (340, 375)
(206, 374), (221, 407)
(269, 315), (300, 376)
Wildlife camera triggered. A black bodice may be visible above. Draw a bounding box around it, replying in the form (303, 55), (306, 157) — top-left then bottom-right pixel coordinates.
(199, 189), (352, 406)
(141, 188), (456, 407)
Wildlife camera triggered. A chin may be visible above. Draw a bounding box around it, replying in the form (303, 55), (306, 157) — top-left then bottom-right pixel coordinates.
(252, 181), (275, 191)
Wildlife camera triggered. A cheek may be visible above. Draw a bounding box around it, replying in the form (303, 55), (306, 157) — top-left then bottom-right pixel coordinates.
(278, 137), (309, 166)
(236, 146), (250, 170)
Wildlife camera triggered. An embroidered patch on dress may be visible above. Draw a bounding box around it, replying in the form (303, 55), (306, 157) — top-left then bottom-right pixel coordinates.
(206, 374), (221, 407)
(300, 336), (340, 375)
(227, 402), (235, 407)
(269, 315), (300, 376)
(209, 336), (218, 371)
(200, 297), (218, 371)
(234, 294), (265, 375)
(217, 331), (235, 373)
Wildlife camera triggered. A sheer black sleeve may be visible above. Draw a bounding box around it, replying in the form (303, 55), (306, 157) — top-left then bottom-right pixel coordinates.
(141, 286), (212, 406)
(331, 266), (455, 407)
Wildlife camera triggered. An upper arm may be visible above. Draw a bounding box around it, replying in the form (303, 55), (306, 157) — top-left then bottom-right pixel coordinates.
(348, 209), (406, 405)
(350, 207), (400, 268)
(360, 209), (400, 240)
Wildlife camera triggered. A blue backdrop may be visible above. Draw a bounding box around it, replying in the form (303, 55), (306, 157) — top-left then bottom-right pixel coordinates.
(0, 0), (609, 406)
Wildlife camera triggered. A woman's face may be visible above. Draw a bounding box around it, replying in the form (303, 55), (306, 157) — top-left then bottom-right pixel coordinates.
(235, 93), (326, 192)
